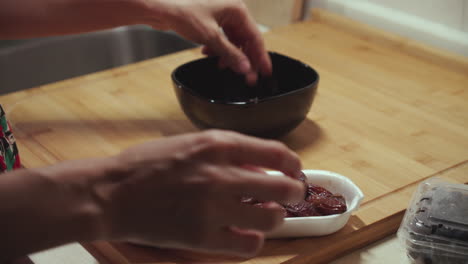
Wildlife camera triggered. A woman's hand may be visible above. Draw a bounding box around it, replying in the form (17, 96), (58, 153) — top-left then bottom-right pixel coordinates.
(148, 0), (272, 85)
(93, 130), (304, 258)
(1, 130), (303, 259)
(1, 0), (271, 85)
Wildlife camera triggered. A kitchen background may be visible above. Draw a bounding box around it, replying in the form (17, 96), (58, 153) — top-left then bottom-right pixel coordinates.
(245, 0), (468, 56)
(1, 0), (466, 95)
(2, 1), (467, 55)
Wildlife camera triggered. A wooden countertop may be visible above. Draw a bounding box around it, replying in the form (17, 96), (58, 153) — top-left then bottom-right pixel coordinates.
(2, 9), (468, 264)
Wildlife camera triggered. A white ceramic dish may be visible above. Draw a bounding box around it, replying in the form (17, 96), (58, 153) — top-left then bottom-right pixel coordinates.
(266, 169), (364, 238)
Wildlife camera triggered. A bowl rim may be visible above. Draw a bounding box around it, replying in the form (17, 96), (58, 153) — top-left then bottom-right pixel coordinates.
(171, 51), (320, 105)
(266, 169), (365, 221)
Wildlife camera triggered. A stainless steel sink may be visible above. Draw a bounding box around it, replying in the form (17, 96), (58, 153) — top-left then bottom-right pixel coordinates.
(0, 26), (197, 94)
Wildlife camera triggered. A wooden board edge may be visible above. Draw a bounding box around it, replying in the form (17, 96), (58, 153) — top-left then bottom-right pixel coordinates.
(308, 8), (468, 75)
(283, 211), (405, 264)
(361, 160), (468, 208)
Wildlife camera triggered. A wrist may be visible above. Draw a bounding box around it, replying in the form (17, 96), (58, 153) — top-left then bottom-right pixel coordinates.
(137, 0), (180, 29)
(32, 157), (119, 243)
(0, 161), (118, 258)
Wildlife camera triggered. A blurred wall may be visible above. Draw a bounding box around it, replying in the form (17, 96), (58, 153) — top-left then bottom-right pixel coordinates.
(244, 0), (305, 28)
(305, 0), (468, 56)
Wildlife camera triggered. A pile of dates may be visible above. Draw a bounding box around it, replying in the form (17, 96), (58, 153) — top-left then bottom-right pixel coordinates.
(242, 172), (347, 217)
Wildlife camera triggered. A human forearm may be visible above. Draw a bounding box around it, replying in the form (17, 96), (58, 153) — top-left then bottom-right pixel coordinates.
(0, 0), (271, 83)
(0, 0), (162, 38)
(0, 158), (113, 260)
(0, 131), (305, 259)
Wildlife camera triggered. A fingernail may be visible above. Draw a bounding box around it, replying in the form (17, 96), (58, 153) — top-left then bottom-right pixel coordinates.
(237, 59), (251, 74)
(246, 72), (258, 86)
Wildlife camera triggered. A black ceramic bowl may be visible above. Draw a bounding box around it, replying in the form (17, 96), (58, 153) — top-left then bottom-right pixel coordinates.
(171, 52), (319, 138)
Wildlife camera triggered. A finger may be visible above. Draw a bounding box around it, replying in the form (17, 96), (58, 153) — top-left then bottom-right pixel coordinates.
(217, 200), (284, 232)
(201, 46), (214, 56)
(245, 71), (258, 86)
(241, 164), (264, 173)
(221, 9), (272, 76)
(206, 42), (256, 81)
(196, 130), (302, 178)
(224, 167), (305, 204)
(205, 227), (264, 258)
(230, 132), (302, 178)
(204, 26), (251, 75)
(203, 46), (233, 70)
(244, 40), (272, 77)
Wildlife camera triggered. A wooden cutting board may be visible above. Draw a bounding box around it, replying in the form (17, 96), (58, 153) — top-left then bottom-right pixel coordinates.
(1, 9), (468, 264)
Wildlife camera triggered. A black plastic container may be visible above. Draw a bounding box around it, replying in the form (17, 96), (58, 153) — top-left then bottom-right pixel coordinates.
(398, 177), (468, 264)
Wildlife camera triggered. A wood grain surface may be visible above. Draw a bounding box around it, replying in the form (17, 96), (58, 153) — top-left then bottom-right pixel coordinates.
(1, 8), (467, 264)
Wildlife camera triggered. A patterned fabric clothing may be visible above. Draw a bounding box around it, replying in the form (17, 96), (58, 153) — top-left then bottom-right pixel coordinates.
(0, 104), (21, 172)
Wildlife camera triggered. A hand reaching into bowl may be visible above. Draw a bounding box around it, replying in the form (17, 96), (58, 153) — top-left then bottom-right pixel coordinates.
(152, 0), (272, 85)
(0, 0), (271, 85)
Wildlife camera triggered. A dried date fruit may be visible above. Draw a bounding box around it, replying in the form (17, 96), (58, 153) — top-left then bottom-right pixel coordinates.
(241, 173), (347, 218)
(307, 194), (347, 215)
(285, 201), (321, 217)
(307, 184), (333, 197)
